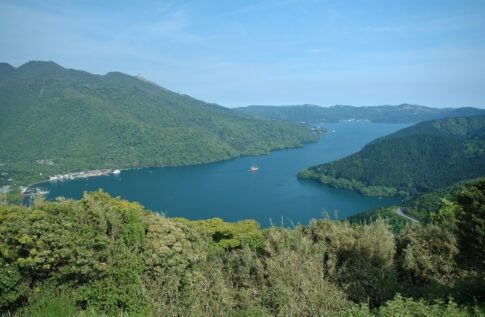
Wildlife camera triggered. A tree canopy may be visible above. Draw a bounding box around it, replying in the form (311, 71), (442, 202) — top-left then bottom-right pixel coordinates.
(1, 180), (484, 316)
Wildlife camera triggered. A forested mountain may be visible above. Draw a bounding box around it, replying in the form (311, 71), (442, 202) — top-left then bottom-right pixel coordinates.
(0, 61), (317, 186)
(299, 116), (485, 197)
(347, 178), (483, 235)
(402, 178), (481, 221)
(1, 181), (483, 316)
(235, 104), (485, 124)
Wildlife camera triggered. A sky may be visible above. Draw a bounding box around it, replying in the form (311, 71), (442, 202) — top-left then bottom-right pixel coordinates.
(1, 0), (485, 108)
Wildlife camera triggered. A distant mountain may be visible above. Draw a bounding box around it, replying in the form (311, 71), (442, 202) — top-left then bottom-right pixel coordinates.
(298, 116), (485, 197)
(0, 61), (317, 186)
(0, 63), (15, 81)
(235, 104), (485, 124)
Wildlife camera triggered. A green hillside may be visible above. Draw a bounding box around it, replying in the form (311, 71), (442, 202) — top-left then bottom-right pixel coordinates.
(1, 181), (483, 316)
(346, 178), (484, 235)
(299, 116), (485, 197)
(346, 206), (412, 234)
(0, 61), (317, 186)
(402, 178), (482, 221)
(236, 104), (485, 124)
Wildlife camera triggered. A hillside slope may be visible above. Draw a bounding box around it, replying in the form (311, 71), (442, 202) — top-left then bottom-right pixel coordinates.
(299, 116), (485, 197)
(0, 61), (317, 186)
(236, 104), (485, 124)
(1, 185), (484, 315)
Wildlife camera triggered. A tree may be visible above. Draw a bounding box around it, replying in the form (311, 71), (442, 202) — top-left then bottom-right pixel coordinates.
(455, 179), (485, 271)
(397, 224), (458, 287)
(305, 220), (397, 307)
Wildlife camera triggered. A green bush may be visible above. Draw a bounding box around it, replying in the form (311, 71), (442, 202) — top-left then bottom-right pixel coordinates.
(261, 227), (351, 316)
(1, 188), (484, 316)
(378, 294), (476, 317)
(305, 220), (397, 307)
(397, 224), (459, 287)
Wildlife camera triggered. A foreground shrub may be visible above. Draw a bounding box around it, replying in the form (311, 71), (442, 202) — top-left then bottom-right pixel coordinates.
(305, 220), (397, 307)
(378, 294), (478, 317)
(397, 224), (459, 287)
(1, 190), (483, 316)
(261, 227), (351, 316)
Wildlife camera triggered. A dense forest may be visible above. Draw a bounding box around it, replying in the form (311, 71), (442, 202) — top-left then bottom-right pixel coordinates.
(236, 104), (485, 124)
(346, 178), (481, 234)
(347, 206), (412, 235)
(0, 179), (483, 316)
(0, 61), (318, 187)
(299, 116), (485, 197)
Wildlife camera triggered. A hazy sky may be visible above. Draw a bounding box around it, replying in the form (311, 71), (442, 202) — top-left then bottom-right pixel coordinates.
(1, 0), (485, 108)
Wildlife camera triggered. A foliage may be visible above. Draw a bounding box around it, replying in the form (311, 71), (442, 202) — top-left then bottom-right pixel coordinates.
(346, 207), (411, 234)
(6, 190), (22, 205)
(397, 224), (459, 287)
(299, 116), (485, 197)
(176, 217), (264, 254)
(1, 184), (484, 316)
(223, 245), (266, 312)
(305, 220), (397, 307)
(376, 294), (478, 317)
(454, 179), (485, 271)
(16, 288), (78, 317)
(403, 179), (475, 221)
(0, 61), (318, 187)
(261, 227), (351, 316)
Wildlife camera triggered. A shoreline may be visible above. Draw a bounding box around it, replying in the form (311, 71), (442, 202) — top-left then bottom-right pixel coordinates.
(24, 136), (322, 193)
(48, 169), (116, 182)
(24, 168), (124, 194)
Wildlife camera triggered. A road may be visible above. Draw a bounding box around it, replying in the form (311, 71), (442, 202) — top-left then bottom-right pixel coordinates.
(396, 207), (420, 223)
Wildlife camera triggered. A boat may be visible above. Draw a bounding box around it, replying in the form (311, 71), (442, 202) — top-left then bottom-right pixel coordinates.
(112, 169), (121, 175)
(249, 165), (259, 172)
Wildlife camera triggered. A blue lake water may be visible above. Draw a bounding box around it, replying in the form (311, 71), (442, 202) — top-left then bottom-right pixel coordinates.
(37, 122), (407, 227)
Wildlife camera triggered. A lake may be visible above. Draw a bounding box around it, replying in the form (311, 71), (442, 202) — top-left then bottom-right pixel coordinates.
(35, 122), (407, 227)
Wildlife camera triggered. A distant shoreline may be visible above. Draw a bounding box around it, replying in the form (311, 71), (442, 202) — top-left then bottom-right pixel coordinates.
(24, 168), (125, 196)
(24, 138), (321, 194)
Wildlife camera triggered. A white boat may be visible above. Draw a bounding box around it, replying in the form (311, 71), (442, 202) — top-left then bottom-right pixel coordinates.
(249, 165), (259, 172)
(112, 169), (121, 175)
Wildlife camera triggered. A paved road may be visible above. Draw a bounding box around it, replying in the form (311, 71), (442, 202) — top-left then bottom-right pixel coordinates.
(396, 207), (420, 223)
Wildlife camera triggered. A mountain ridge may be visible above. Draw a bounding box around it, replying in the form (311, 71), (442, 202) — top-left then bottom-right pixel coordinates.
(235, 103), (485, 124)
(0, 61), (317, 187)
(298, 116), (485, 197)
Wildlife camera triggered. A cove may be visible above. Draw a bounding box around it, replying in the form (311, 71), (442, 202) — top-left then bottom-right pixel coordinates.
(35, 122), (407, 227)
